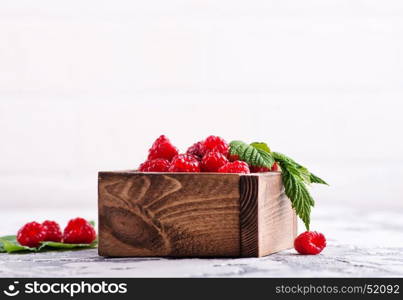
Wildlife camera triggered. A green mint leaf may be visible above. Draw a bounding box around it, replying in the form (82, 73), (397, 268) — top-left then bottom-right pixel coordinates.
(272, 151), (322, 230)
(309, 173), (329, 185)
(229, 140), (275, 168)
(250, 142), (271, 153)
(272, 152), (303, 170)
(0, 235), (17, 242)
(0, 236), (20, 252)
(39, 241), (97, 251)
(282, 168), (314, 230)
(228, 143), (327, 230)
(272, 152), (327, 185)
(0, 238), (36, 253)
(273, 152), (307, 182)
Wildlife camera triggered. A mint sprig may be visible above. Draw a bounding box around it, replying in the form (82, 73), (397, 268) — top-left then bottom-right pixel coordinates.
(229, 141), (275, 168)
(229, 141), (328, 230)
(272, 152), (320, 230)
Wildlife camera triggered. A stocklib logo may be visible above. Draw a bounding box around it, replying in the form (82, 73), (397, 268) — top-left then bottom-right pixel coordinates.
(3, 281), (20, 297)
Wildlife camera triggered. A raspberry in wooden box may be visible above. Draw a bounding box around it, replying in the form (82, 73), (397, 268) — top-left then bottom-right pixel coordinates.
(98, 171), (296, 257)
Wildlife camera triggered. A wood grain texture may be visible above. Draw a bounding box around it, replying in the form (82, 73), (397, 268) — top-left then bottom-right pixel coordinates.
(257, 173), (297, 257)
(98, 171), (241, 257)
(239, 175), (259, 257)
(239, 173), (296, 257)
(98, 171), (296, 257)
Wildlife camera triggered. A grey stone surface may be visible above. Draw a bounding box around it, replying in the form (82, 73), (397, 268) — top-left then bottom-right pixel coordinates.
(1, 205), (402, 277)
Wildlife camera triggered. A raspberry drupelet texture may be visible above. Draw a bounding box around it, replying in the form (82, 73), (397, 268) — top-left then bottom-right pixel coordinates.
(201, 151), (228, 172)
(200, 136), (229, 156)
(17, 222), (46, 248)
(228, 153), (240, 162)
(139, 158), (170, 172)
(186, 141), (204, 160)
(218, 161), (250, 174)
(294, 231), (326, 255)
(168, 154), (200, 172)
(250, 162), (280, 173)
(42, 220), (62, 242)
(249, 166), (269, 173)
(147, 135), (179, 161)
(63, 218), (96, 244)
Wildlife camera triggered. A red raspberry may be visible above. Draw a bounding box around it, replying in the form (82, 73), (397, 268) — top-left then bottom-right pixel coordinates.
(17, 221), (46, 247)
(294, 231), (326, 255)
(228, 153), (239, 162)
(250, 162), (280, 173)
(186, 141), (204, 160)
(201, 136), (229, 156)
(139, 158), (170, 172)
(147, 135), (179, 161)
(168, 154), (200, 172)
(42, 220), (62, 242)
(250, 166), (269, 173)
(271, 162), (279, 172)
(218, 161), (250, 174)
(63, 218), (96, 244)
(201, 151), (228, 172)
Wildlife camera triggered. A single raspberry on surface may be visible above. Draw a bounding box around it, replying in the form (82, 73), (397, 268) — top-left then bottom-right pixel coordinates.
(201, 151), (228, 172)
(294, 231), (326, 255)
(17, 221), (46, 248)
(63, 218), (96, 244)
(250, 162), (280, 173)
(168, 154), (200, 172)
(200, 136), (229, 156)
(218, 161), (250, 174)
(139, 158), (170, 172)
(42, 220), (62, 242)
(147, 135), (179, 161)
(186, 141), (204, 160)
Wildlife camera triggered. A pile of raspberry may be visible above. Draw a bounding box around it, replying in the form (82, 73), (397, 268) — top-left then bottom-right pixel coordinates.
(139, 135), (279, 174)
(17, 218), (96, 248)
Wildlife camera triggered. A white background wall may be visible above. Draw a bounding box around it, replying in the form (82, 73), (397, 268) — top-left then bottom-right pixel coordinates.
(1, 1), (402, 215)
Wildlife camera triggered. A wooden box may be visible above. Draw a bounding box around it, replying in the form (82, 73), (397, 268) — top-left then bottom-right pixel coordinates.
(98, 171), (297, 257)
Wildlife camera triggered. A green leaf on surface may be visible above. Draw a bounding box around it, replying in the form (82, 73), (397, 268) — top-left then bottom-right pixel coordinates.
(229, 140), (275, 168)
(0, 236), (18, 253)
(38, 241), (97, 250)
(0, 238), (36, 253)
(0, 235), (17, 243)
(0, 236), (97, 254)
